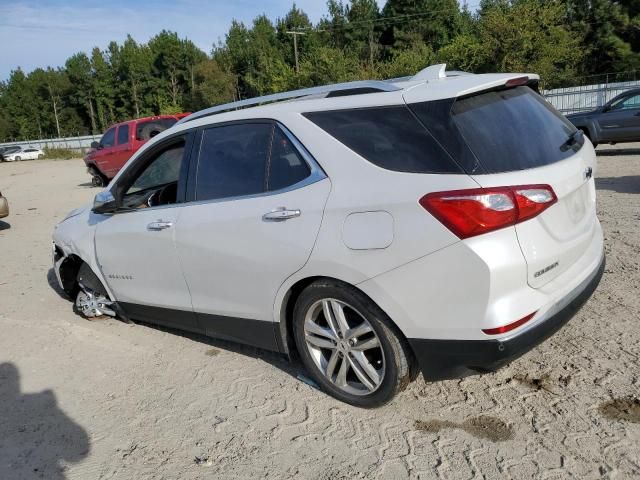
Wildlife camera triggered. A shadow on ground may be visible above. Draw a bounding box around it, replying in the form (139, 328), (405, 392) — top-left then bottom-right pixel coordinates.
(596, 147), (640, 156)
(47, 268), (69, 300)
(139, 321), (306, 383)
(0, 220), (10, 231)
(0, 363), (90, 479)
(44, 268), (306, 384)
(596, 176), (640, 194)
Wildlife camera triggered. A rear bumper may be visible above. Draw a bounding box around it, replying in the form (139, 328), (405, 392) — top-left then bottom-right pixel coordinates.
(408, 252), (605, 381)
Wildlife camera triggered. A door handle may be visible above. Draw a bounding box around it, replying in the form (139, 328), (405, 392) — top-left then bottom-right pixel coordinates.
(262, 207), (301, 222)
(147, 221), (173, 231)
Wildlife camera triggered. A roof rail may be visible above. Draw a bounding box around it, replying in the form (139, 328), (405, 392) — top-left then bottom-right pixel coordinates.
(178, 80), (401, 124)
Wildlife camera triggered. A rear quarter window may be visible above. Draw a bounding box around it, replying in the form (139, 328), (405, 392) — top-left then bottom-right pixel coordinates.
(303, 106), (462, 174)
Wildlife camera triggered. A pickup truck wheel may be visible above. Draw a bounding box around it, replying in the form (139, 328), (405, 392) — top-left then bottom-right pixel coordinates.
(91, 175), (105, 187)
(293, 280), (412, 407)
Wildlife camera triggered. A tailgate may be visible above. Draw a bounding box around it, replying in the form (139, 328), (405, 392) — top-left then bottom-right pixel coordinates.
(471, 150), (597, 288)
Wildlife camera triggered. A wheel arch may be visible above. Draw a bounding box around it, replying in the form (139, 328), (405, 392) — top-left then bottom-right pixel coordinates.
(57, 253), (84, 297)
(277, 275), (419, 379)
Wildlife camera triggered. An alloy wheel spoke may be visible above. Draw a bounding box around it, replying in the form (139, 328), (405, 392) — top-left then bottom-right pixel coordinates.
(305, 318), (337, 342)
(345, 322), (372, 341)
(325, 350), (339, 379)
(335, 356), (349, 387)
(350, 351), (381, 387)
(351, 336), (380, 351)
(305, 334), (337, 350)
(330, 301), (350, 337)
(346, 354), (376, 391)
(322, 300), (341, 338)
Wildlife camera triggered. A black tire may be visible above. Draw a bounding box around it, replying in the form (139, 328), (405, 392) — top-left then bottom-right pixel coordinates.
(15, 156), (21, 161)
(91, 175), (105, 187)
(87, 166), (107, 187)
(292, 280), (412, 407)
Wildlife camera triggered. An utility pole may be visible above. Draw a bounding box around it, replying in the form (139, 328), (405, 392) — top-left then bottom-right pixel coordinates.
(285, 31), (305, 74)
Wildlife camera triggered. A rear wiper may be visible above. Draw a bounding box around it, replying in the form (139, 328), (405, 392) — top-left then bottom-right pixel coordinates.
(560, 130), (584, 151)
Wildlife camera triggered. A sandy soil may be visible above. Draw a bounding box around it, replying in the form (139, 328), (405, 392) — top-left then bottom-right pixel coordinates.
(0, 149), (639, 479)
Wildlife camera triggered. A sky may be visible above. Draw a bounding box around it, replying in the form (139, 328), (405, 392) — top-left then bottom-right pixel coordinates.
(0, 0), (387, 81)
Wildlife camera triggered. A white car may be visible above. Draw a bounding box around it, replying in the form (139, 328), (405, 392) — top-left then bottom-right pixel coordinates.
(3, 146), (44, 161)
(52, 64), (604, 407)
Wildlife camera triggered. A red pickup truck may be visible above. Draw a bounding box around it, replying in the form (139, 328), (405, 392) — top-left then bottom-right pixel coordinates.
(84, 114), (189, 186)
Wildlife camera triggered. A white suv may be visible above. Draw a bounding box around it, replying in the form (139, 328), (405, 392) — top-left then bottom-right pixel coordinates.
(52, 65), (604, 407)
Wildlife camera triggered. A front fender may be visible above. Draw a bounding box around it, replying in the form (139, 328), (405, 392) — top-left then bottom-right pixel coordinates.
(52, 208), (114, 301)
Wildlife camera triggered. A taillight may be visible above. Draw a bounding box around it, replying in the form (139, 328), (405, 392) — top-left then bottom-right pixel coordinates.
(419, 184), (557, 239)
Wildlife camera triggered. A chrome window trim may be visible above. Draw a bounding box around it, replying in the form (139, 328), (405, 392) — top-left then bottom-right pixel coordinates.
(187, 121), (327, 208)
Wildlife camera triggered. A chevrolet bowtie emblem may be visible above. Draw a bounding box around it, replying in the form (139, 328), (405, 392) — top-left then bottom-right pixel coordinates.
(584, 166), (593, 180)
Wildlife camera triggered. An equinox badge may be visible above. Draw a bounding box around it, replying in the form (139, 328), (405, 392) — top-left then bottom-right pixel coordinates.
(534, 262), (559, 278)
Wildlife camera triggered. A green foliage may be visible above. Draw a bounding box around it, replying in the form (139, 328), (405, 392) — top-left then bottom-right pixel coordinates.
(42, 147), (78, 159)
(2, 0), (640, 141)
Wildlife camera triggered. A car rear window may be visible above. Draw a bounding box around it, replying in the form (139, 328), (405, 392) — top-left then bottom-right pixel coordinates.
(136, 118), (178, 141)
(410, 86), (582, 174)
(303, 106), (462, 174)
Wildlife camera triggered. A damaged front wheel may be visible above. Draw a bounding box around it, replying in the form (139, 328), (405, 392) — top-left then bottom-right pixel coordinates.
(74, 263), (116, 319)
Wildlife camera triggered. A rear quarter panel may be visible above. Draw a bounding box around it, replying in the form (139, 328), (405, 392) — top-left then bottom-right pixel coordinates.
(272, 111), (479, 323)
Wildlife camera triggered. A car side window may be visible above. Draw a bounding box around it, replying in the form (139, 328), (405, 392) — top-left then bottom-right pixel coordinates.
(120, 140), (185, 210)
(195, 123), (272, 201)
(101, 127), (116, 148)
(268, 127), (311, 191)
(611, 94), (640, 111)
(117, 124), (130, 145)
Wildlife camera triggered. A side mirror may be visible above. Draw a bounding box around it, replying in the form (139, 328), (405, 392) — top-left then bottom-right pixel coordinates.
(92, 190), (117, 214)
(90, 141), (103, 150)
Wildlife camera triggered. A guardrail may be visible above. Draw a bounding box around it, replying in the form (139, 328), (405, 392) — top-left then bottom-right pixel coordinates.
(0, 135), (101, 152)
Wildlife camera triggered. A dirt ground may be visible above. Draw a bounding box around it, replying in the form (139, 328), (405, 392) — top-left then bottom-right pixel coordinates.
(0, 147), (639, 480)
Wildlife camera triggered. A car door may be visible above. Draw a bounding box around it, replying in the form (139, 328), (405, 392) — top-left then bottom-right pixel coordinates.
(111, 123), (132, 172)
(597, 93), (640, 142)
(175, 122), (330, 350)
(94, 126), (117, 177)
(94, 133), (199, 331)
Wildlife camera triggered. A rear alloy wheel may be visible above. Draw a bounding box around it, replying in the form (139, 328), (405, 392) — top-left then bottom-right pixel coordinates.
(293, 281), (411, 407)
